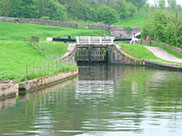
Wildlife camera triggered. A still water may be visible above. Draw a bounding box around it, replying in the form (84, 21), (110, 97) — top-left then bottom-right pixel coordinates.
(0, 65), (182, 136)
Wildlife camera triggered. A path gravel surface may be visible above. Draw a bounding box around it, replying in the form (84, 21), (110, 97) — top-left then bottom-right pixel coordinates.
(145, 46), (182, 63)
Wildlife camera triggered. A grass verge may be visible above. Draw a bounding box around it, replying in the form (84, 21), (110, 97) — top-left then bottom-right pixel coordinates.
(117, 42), (182, 65)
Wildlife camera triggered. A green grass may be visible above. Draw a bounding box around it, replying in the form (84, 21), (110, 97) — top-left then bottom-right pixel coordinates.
(117, 42), (182, 65)
(40, 42), (68, 58)
(114, 15), (146, 27)
(0, 21), (109, 82)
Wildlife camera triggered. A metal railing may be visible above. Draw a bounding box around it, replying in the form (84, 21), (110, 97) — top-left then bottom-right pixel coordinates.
(76, 36), (114, 45)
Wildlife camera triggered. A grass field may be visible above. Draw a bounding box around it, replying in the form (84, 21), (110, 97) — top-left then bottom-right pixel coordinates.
(118, 42), (182, 65)
(0, 21), (109, 82)
(114, 15), (146, 27)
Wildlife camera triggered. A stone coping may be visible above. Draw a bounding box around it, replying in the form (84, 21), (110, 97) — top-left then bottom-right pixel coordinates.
(0, 81), (18, 100)
(19, 69), (78, 93)
(143, 60), (182, 70)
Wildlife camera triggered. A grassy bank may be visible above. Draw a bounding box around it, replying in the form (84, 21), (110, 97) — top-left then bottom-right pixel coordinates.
(118, 42), (182, 65)
(113, 15), (146, 27)
(0, 21), (109, 82)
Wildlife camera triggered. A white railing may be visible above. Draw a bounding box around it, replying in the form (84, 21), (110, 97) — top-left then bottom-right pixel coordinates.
(76, 36), (114, 44)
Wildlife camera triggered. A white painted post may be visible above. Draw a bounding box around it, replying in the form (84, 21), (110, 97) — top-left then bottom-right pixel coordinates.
(100, 37), (102, 44)
(77, 36), (80, 44)
(88, 36), (91, 44)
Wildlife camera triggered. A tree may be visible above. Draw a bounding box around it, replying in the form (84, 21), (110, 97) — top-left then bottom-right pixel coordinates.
(129, 0), (147, 13)
(37, 0), (66, 20)
(168, 0), (176, 10)
(143, 9), (182, 47)
(0, 0), (12, 16)
(96, 5), (119, 24)
(113, 0), (136, 19)
(67, 0), (95, 21)
(159, 0), (165, 8)
(9, 0), (38, 18)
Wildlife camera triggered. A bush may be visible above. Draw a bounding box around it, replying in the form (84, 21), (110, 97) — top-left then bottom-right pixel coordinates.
(96, 5), (119, 24)
(142, 10), (182, 47)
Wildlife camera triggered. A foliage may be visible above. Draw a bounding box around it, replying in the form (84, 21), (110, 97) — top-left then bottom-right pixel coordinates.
(112, 0), (136, 19)
(0, 0), (142, 24)
(127, 0), (147, 13)
(95, 5), (119, 24)
(159, 0), (165, 9)
(143, 9), (182, 47)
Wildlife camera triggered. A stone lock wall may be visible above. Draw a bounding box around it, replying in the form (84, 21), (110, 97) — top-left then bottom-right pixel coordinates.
(109, 44), (142, 65)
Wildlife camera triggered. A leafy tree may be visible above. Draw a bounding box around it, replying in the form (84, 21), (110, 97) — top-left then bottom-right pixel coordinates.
(9, 0), (38, 18)
(96, 5), (119, 24)
(168, 0), (176, 10)
(0, 0), (12, 16)
(113, 0), (136, 19)
(159, 0), (165, 9)
(128, 0), (147, 13)
(37, 0), (66, 20)
(143, 9), (182, 47)
(67, 0), (95, 21)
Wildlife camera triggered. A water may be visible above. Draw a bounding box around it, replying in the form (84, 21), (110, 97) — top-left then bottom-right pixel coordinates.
(0, 65), (182, 136)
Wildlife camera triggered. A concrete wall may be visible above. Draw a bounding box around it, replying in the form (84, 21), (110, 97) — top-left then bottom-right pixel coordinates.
(0, 16), (141, 38)
(0, 80), (18, 99)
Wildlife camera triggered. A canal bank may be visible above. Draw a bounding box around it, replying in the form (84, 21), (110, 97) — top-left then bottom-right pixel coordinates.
(1, 40), (182, 99)
(0, 43), (78, 99)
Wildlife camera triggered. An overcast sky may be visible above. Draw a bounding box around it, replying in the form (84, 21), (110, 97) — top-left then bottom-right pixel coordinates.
(148, 0), (182, 6)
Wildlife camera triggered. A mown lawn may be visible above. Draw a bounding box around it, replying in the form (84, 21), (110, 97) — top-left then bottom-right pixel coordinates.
(0, 21), (109, 82)
(117, 42), (182, 65)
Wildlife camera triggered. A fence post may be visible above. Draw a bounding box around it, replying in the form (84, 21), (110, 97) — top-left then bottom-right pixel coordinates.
(60, 59), (62, 70)
(53, 60), (54, 72)
(56, 58), (58, 71)
(44, 61), (46, 73)
(26, 63), (28, 80)
(40, 61), (42, 73)
(48, 61), (50, 72)
(33, 62), (35, 74)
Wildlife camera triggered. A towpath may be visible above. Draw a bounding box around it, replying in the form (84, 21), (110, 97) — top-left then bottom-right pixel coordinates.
(145, 46), (182, 63)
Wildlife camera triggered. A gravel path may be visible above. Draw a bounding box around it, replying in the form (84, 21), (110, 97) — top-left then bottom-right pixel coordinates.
(145, 46), (182, 63)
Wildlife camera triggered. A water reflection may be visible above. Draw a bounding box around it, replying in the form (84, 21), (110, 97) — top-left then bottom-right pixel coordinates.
(0, 65), (182, 136)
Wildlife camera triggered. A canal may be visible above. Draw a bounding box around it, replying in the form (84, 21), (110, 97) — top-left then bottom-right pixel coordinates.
(0, 65), (182, 136)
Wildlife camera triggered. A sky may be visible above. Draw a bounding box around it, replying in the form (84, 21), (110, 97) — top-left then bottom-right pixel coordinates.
(148, 0), (182, 6)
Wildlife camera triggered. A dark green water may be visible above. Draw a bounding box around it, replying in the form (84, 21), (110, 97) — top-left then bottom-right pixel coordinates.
(0, 66), (182, 136)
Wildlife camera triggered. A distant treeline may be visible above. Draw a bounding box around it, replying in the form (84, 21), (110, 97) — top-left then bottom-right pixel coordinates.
(0, 0), (147, 24)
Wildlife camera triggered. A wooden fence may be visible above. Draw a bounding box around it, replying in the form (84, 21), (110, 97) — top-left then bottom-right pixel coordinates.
(25, 57), (75, 79)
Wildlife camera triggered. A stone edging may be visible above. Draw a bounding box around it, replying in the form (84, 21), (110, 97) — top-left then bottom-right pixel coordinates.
(143, 60), (182, 70)
(0, 80), (18, 100)
(19, 69), (78, 92)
